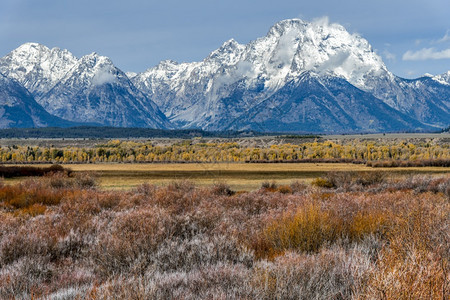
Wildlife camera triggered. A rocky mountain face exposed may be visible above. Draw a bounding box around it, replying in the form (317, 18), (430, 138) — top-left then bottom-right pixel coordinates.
(0, 19), (448, 132)
(0, 73), (75, 128)
(39, 53), (171, 128)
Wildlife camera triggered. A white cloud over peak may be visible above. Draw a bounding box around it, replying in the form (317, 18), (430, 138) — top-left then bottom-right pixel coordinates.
(92, 69), (116, 86)
(402, 47), (450, 61)
(311, 16), (330, 28)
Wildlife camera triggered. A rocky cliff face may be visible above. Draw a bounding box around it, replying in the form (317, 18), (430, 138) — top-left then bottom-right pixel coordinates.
(0, 73), (75, 128)
(40, 53), (171, 128)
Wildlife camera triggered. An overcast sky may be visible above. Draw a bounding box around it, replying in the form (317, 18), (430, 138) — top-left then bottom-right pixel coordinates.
(1, 0), (449, 78)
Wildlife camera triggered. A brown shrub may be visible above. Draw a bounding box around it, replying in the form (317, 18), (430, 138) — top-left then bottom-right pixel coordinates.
(289, 180), (308, 194)
(311, 177), (335, 188)
(0, 175), (448, 298)
(16, 203), (47, 217)
(276, 185), (293, 194)
(362, 194), (449, 299)
(313, 171), (387, 190)
(261, 181), (278, 192)
(264, 204), (338, 253)
(211, 182), (235, 196)
(368, 159), (450, 168)
(0, 183), (64, 209)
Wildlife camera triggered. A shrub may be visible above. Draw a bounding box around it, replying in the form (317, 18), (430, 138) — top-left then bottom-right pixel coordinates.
(0, 183), (64, 209)
(348, 211), (390, 241)
(276, 185), (292, 194)
(261, 181), (278, 192)
(289, 180), (308, 193)
(211, 182), (235, 196)
(16, 204), (47, 217)
(250, 246), (374, 300)
(311, 177), (334, 188)
(0, 174), (448, 298)
(312, 171), (387, 190)
(264, 204), (338, 253)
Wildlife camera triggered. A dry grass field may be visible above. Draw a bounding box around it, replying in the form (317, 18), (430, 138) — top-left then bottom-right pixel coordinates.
(3, 162), (450, 190)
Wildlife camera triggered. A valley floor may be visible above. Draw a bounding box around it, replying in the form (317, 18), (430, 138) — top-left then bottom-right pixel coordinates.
(4, 162), (450, 190)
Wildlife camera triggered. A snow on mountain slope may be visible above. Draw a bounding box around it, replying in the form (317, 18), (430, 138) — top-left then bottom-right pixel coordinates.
(240, 18), (387, 89)
(226, 73), (433, 133)
(132, 18), (448, 131)
(131, 18), (392, 129)
(41, 53), (171, 128)
(0, 43), (78, 98)
(0, 19), (448, 131)
(0, 73), (76, 128)
(0, 44), (171, 128)
(433, 71), (450, 85)
(363, 75), (450, 126)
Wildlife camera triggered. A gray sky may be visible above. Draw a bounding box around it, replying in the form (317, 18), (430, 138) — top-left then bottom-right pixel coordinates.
(1, 0), (449, 78)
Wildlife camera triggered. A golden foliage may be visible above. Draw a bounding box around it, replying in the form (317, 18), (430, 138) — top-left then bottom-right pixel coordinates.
(1, 139), (448, 163)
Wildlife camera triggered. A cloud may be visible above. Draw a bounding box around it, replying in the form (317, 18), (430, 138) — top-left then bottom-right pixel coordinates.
(317, 50), (351, 73)
(402, 47), (450, 61)
(437, 30), (450, 43)
(382, 50), (396, 62)
(272, 29), (298, 66)
(312, 16), (330, 27)
(92, 69), (116, 86)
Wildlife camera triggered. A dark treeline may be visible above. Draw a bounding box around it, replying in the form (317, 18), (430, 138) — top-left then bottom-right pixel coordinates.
(367, 159), (450, 168)
(245, 158), (366, 164)
(0, 164), (68, 178)
(0, 127), (274, 139)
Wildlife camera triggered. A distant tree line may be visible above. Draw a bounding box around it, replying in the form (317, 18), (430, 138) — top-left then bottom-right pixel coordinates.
(0, 127), (270, 139)
(0, 139), (448, 164)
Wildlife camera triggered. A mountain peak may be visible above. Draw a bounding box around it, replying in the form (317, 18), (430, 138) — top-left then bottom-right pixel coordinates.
(433, 70), (450, 85)
(159, 59), (179, 66)
(0, 43), (78, 97)
(80, 52), (112, 66)
(205, 38), (245, 65)
(245, 18), (388, 89)
(267, 18), (307, 36)
(222, 38), (240, 48)
(14, 42), (49, 52)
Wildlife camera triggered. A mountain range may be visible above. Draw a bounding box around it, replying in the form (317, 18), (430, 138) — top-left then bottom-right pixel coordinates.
(0, 19), (449, 133)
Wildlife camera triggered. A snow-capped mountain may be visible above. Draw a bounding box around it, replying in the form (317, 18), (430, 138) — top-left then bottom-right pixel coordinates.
(132, 19), (389, 127)
(0, 73), (75, 128)
(0, 18), (448, 132)
(433, 71), (450, 85)
(0, 44), (171, 128)
(226, 72), (430, 133)
(364, 74), (450, 126)
(0, 43), (77, 98)
(132, 18), (449, 131)
(41, 53), (171, 128)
